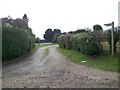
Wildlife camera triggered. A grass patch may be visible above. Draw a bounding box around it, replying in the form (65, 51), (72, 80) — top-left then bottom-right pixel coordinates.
(43, 48), (49, 56)
(58, 48), (119, 72)
(32, 43), (52, 52)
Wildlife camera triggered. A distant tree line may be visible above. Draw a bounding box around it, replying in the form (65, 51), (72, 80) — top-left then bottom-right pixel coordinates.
(43, 28), (61, 43)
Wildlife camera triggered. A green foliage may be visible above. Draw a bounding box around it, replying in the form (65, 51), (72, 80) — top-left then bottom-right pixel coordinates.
(75, 29), (86, 33)
(57, 35), (65, 48)
(12, 18), (27, 29)
(58, 48), (119, 72)
(44, 28), (53, 42)
(58, 33), (102, 56)
(68, 29), (86, 34)
(2, 15), (29, 29)
(52, 29), (61, 43)
(2, 26), (35, 60)
(36, 37), (40, 43)
(93, 24), (103, 31)
(64, 34), (73, 50)
(71, 33), (103, 56)
(91, 31), (107, 43)
(57, 34), (72, 50)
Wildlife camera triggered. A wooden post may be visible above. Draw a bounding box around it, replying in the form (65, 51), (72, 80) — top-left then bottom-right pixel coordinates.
(111, 22), (114, 56)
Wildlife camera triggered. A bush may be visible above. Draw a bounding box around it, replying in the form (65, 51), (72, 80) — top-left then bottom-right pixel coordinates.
(63, 34), (73, 50)
(2, 26), (35, 60)
(57, 34), (72, 49)
(71, 33), (103, 56)
(91, 31), (107, 43)
(71, 34), (80, 50)
(57, 35), (65, 48)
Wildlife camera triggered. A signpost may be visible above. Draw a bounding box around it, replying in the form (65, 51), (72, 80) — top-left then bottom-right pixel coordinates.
(118, 1), (120, 27)
(104, 22), (114, 56)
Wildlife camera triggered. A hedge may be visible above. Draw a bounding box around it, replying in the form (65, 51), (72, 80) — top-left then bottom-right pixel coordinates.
(71, 33), (103, 56)
(57, 34), (72, 49)
(58, 33), (103, 56)
(57, 35), (65, 48)
(2, 26), (35, 60)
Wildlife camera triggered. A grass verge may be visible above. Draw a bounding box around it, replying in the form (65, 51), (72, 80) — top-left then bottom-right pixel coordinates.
(32, 43), (52, 52)
(58, 48), (119, 72)
(43, 48), (49, 56)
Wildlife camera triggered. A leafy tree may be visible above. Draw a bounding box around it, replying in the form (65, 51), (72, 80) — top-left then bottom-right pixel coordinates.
(93, 24), (103, 31)
(75, 29), (86, 33)
(36, 37), (40, 44)
(12, 18), (27, 29)
(2, 14), (29, 29)
(2, 17), (13, 27)
(62, 32), (66, 34)
(43, 28), (53, 42)
(91, 30), (107, 44)
(22, 14), (29, 23)
(53, 29), (61, 34)
(52, 29), (61, 43)
(71, 33), (103, 56)
(92, 25), (104, 45)
(22, 14), (29, 28)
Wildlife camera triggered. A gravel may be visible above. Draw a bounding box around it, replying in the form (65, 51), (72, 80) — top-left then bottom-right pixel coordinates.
(2, 45), (119, 88)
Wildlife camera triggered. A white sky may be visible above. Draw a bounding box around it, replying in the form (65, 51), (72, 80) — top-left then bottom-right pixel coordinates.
(0, 0), (119, 39)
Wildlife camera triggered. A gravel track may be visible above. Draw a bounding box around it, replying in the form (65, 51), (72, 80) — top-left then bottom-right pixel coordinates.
(2, 45), (119, 88)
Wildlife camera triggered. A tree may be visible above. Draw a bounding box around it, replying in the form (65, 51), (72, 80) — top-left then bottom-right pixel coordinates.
(91, 30), (106, 44)
(52, 29), (61, 43)
(93, 24), (103, 31)
(75, 29), (86, 33)
(12, 18), (27, 29)
(92, 25), (104, 44)
(43, 28), (53, 42)
(2, 17), (13, 27)
(22, 14), (29, 28)
(36, 37), (40, 45)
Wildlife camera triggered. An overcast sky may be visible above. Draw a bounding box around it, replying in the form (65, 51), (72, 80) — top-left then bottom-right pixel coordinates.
(0, 0), (119, 39)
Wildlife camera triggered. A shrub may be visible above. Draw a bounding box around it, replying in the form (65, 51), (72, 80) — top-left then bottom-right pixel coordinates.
(91, 31), (107, 43)
(63, 34), (73, 50)
(71, 33), (103, 56)
(52, 34), (60, 43)
(57, 35), (65, 48)
(71, 34), (80, 50)
(57, 34), (72, 49)
(2, 26), (35, 60)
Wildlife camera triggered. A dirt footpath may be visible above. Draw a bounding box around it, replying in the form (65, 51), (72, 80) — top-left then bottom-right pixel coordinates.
(2, 45), (119, 88)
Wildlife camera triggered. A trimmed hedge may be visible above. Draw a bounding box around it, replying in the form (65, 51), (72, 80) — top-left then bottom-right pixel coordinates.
(57, 34), (72, 49)
(64, 34), (73, 50)
(57, 35), (65, 48)
(2, 26), (35, 60)
(71, 33), (103, 56)
(58, 33), (103, 56)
